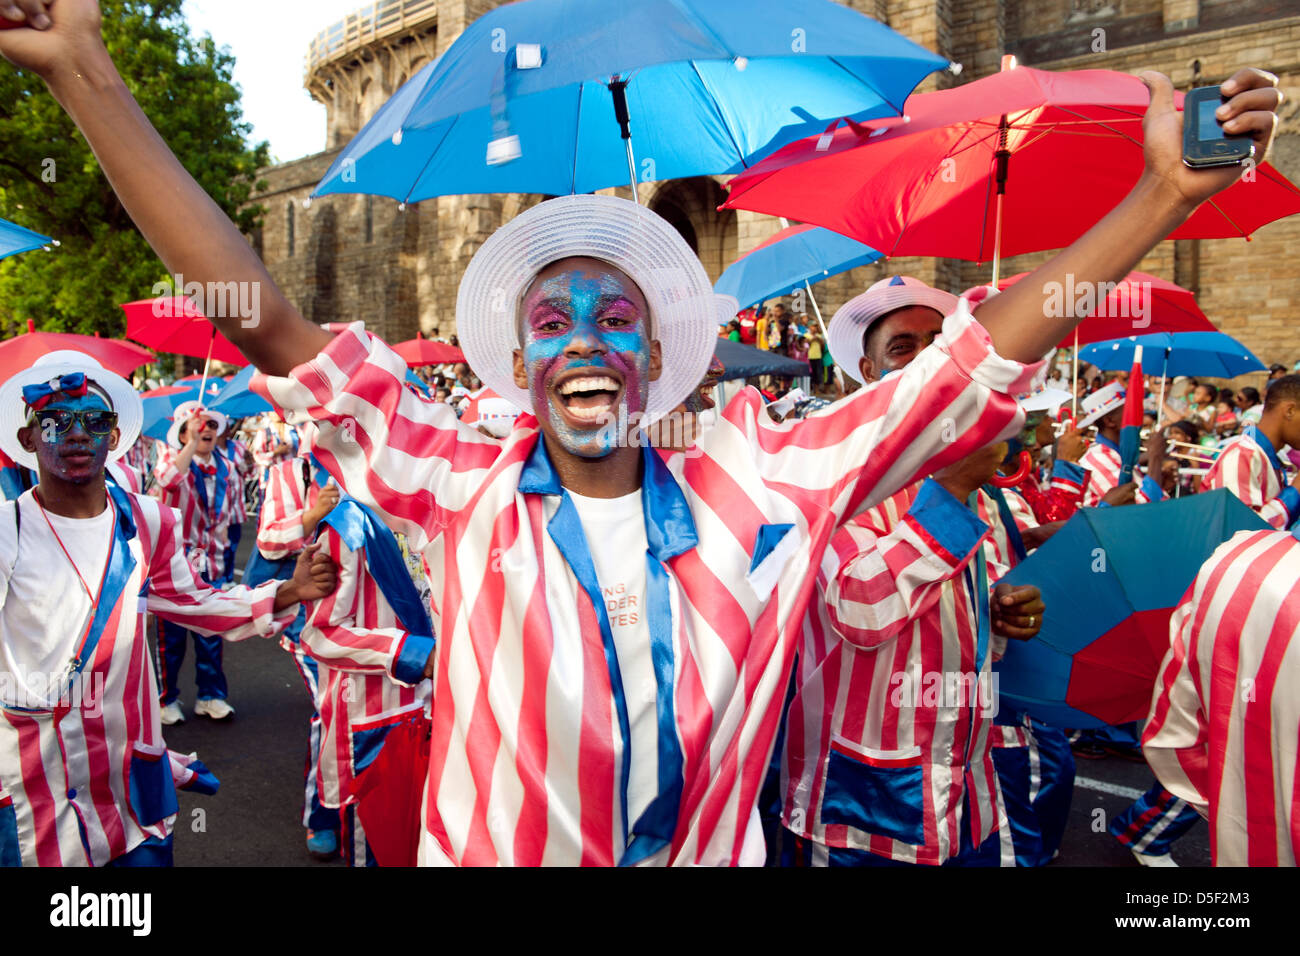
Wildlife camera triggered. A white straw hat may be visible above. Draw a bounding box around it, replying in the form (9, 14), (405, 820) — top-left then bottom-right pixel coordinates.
(0, 350), (143, 471)
(827, 276), (959, 385)
(1077, 381), (1127, 428)
(166, 400), (229, 450)
(456, 194), (718, 427)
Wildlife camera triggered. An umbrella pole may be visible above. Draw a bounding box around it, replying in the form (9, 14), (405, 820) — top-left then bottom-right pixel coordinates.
(991, 192), (1004, 287)
(804, 281), (829, 339)
(197, 327), (216, 408)
(1071, 327), (1080, 420)
(1156, 349), (1170, 429)
(609, 79), (641, 205)
(990, 115), (1010, 288)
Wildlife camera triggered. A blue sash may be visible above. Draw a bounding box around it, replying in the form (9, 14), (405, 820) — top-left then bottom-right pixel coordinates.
(982, 484), (1028, 565)
(316, 498), (432, 640)
(47, 485), (138, 703)
(521, 438), (695, 866)
(189, 453), (228, 523)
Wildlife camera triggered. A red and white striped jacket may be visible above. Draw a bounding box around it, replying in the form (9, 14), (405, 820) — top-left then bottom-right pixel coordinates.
(256, 456), (324, 560)
(0, 488), (293, 867)
(1200, 430), (1299, 531)
(152, 447), (235, 581)
(255, 306), (1038, 867)
(782, 479), (1011, 864)
(1143, 528), (1300, 866)
(302, 524), (433, 809)
(1079, 435), (1163, 507)
(219, 438), (252, 525)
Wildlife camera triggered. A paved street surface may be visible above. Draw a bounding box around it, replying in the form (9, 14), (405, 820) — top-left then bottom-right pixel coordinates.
(155, 520), (1210, 868)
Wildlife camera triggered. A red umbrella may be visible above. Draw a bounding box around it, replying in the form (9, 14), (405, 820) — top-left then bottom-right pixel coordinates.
(991, 271), (1216, 348)
(724, 64), (1300, 279)
(0, 318), (155, 379)
(392, 332), (465, 368)
(121, 297), (249, 367)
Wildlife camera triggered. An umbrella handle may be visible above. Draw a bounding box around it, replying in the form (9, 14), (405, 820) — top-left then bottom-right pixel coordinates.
(989, 450), (1033, 488)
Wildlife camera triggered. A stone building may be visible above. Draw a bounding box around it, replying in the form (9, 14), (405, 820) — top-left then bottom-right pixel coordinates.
(247, 0), (1300, 366)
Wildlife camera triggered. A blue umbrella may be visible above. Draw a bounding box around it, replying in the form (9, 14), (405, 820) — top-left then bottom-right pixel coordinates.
(714, 223), (882, 311)
(312, 0), (948, 202)
(140, 380), (225, 443)
(1080, 331), (1266, 379)
(210, 365), (272, 419)
(713, 338), (809, 380)
(994, 489), (1268, 729)
(0, 217), (52, 260)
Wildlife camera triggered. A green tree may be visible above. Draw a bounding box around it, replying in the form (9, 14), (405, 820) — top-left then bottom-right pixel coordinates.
(0, 0), (269, 338)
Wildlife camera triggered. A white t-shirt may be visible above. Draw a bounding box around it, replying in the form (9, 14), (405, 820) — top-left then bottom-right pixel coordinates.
(567, 489), (658, 831)
(0, 492), (114, 709)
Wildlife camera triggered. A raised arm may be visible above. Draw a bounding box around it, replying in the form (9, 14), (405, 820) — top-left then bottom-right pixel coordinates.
(973, 69), (1282, 363)
(0, 0), (331, 374)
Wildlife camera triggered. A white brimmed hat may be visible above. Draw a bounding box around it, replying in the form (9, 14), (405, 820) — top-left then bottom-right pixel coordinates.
(828, 276), (959, 385)
(166, 400), (229, 450)
(456, 194), (718, 427)
(1077, 381), (1126, 428)
(0, 350), (143, 471)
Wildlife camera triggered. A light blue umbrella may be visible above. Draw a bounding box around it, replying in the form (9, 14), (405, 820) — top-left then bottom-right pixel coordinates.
(141, 379), (226, 442)
(1080, 331), (1266, 379)
(210, 365), (271, 419)
(312, 0), (949, 202)
(0, 217), (52, 260)
(714, 222), (881, 330)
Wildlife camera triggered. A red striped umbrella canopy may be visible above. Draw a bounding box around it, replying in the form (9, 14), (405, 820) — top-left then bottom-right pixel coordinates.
(121, 296), (248, 366)
(0, 319), (155, 379)
(392, 332), (465, 368)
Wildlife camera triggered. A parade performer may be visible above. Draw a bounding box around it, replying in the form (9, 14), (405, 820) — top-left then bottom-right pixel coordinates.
(6, 3), (1279, 864)
(216, 418), (253, 585)
(776, 281), (1046, 867)
(1143, 526), (1300, 865)
(250, 412), (296, 499)
(1077, 381), (1167, 507)
(255, 424), (343, 860)
(1200, 374), (1300, 529)
(300, 495), (435, 866)
(0, 352), (336, 867)
(151, 400), (239, 724)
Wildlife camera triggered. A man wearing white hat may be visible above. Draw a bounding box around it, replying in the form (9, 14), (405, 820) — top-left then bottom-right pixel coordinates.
(1076, 380), (1167, 508)
(152, 399), (239, 723)
(5, 6), (1282, 865)
(0, 352), (336, 866)
(778, 281), (1049, 866)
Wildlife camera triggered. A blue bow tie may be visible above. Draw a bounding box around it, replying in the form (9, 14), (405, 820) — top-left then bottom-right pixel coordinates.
(23, 372), (89, 411)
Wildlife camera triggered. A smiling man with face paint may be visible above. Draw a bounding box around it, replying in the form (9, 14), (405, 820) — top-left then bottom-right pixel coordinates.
(6, 4), (1284, 867)
(0, 352), (337, 868)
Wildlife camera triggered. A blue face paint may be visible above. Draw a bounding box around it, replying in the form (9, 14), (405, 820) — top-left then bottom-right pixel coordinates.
(519, 265), (652, 459)
(30, 392), (115, 484)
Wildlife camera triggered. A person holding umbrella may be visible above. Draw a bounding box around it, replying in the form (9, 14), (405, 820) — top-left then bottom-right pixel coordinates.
(152, 400), (239, 724)
(1, 0), (1285, 866)
(1200, 374), (1300, 529)
(0, 352), (337, 867)
(1076, 381), (1167, 507)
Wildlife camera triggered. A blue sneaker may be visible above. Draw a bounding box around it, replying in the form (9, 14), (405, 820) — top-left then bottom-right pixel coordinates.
(306, 828), (339, 862)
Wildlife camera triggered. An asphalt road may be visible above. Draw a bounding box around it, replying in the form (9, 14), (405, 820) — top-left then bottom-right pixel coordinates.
(155, 519), (1209, 868)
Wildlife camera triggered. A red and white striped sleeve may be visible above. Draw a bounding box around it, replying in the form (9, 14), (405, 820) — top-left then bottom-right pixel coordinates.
(141, 497), (295, 640)
(1203, 440), (1296, 529)
(822, 479), (990, 650)
(705, 302), (1041, 523)
(153, 445), (184, 493)
(300, 527), (428, 684)
(1143, 592), (1212, 816)
(252, 324), (505, 552)
(256, 460), (309, 559)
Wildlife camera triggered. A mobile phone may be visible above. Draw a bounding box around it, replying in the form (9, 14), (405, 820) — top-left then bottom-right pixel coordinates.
(1182, 85), (1255, 168)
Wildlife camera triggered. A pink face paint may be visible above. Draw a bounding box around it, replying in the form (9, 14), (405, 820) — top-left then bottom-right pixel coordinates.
(519, 266), (652, 458)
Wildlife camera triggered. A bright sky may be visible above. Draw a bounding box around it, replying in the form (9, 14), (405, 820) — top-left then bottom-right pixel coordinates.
(183, 0), (371, 164)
